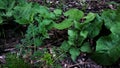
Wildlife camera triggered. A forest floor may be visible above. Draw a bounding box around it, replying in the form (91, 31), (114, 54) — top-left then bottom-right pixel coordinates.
(0, 0), (120, 68)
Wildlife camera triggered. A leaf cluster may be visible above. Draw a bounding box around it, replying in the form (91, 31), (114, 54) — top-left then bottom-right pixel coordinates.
(1, 0), (120, 67)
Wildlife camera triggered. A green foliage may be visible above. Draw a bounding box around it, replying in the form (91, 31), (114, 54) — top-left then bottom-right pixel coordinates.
(3, 53), (31, 68)
(53, 9), (62, 16)
(1, 0), (120, 67)
(60, 41), (71, 51)
(91, 34), (120, 65)
(42, 53), (54, 65)
(0, 0), (15, 24)
(59, 8), (120, 65)
(91, 8), (120, 65)
(69, 48), (80, 61)
(0, 0), (27, 24)
(13, 3), (34, 24)
(0, 16), (3, 24)
(18, 6), (97, 66)
(83, 12), (96, 23)
(80, 42), (92, 53)
(53, 19), (73, 30)
(64, 8), (84, 21)
(0, 0), (15, 14)
(59, 8), (119, 65)
(60, 10), (97, 62)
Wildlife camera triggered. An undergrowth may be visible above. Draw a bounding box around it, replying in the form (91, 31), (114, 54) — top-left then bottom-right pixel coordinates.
(2, 53), (31, 68)
(0, 0), (120, 67)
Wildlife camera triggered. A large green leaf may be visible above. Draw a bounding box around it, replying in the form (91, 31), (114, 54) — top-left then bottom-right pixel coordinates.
(69, 48), (80, 61)
(91, 34), (120, 65)
(68, 30), (77, 39)
(53, 9), (62, 16)
(110, 22), (120, 35)
(80, 42), (92, 53)
(60, 41), (71, 51)
(81, 14), (103, 38)
(64, 9), (84, 21)
(80, 30), (88, 38)
(68, 29), (78, 45)
(14, 3), (34, 24)
(33, 3), (49, 14)
(78, 15), (102, 46)
(102, 8), (120, 35)
(78, 31), (88, 46)
(53, 19), (73, 30)
(102, 9), (117, 29)
(74, 20), (89, 30)
(33, 4), (56, 19)
(74, 13), (96, 30)
(83, 12), (96, 23)
(38, 19), (53, 38)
